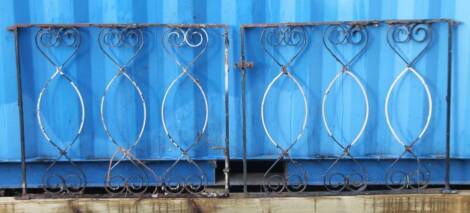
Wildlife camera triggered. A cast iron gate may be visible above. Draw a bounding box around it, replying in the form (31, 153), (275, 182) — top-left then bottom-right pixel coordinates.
(11, 24), (230, 198)
(9, 18), (457, 198)
(238, 19), (456, 195)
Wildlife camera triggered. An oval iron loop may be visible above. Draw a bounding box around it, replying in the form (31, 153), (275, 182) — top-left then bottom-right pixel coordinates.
(100, 69), (147, 149)
(385, 66), (432, 146)
(322, 70), (369, 147)
(161, 69), (209, 149)
(261, 70), (308, 150)
(37, 67), (85, 149)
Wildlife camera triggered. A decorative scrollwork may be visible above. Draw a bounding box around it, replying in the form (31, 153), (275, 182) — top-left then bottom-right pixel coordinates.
(98, 27), (144, 68)
(98, 27), (158, 196)
(321, 24), (369, 192)
(262, 161), (307, 193)
(387, 23), (432, 66)
(261, 27), (307, 68)
(264, 27), (306, 47)
(323, 24), (368, 67)
(385, 165), (431, 190)
(35, 27), (86, 194)
(163, 27), (208, 69)
(323, 163), (367, 192)
(104, 162), (152, 195)
(36, 27), (80, 67)
(259, 26), (309, 193)
(384, 23), (433, 191)
(161, 27), (210, 195)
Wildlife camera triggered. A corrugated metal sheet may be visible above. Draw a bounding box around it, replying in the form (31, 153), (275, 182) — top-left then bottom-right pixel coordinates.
(0, 0), (470, 187)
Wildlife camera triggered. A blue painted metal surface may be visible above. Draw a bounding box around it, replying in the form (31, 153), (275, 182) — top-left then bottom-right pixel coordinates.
(0, 0), (469, 187)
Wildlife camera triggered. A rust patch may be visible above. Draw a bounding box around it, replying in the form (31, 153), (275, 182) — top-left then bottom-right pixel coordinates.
(188, 199), (202, 213)
(67, 200), (83, 213)
(368, 195), (470, 213)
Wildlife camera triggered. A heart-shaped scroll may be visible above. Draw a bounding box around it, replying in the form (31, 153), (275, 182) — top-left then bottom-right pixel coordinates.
(323, 25), (368, 67)
(35, 27), (81, 67)
(261, 26), (308, 67)
(98, 27), (144, 68)
(386, 23), (433, 66)
(162, 28), (209, 69)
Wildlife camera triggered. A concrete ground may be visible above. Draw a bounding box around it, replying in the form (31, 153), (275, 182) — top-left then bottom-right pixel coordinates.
(0, 192), (469, 213)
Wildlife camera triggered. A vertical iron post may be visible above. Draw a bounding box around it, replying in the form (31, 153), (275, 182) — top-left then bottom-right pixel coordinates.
(239, 27), (248, 194)
(14, 28), (27, 197)
(442, 20), (457, 194)
(223, 27), (231, 194)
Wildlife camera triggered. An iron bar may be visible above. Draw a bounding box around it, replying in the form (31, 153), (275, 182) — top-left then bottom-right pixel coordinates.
(223, 28), (231, 194)
(13, 28), (27, 197)
(442, 20), (457, 194)
(8, 23), (226, 31)
(240, 19), (457, 29)
(239, 26), (249, 195)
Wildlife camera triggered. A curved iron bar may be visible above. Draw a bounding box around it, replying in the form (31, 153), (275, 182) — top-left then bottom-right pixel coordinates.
(259, 27), (309, 193)
(321, 24), (369, 192)
(161, 27), (209, 194)
(35, 27), (87, 194)
(98, 27), (159, 195)
(384, 23), (433, 191)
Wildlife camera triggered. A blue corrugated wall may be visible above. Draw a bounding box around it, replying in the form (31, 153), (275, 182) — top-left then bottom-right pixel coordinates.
(0, 0), (470, 187)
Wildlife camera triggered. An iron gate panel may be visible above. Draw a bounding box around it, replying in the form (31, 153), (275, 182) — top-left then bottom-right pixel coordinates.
(12, 24), (230, 197)
(238, 19), (455, 194)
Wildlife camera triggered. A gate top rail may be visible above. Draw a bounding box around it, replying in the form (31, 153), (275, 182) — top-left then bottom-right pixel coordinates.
(240, 18), (458, 28)
(8, 23), (228, 31)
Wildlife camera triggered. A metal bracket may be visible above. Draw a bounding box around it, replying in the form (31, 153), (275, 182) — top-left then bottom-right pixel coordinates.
(236, 60), (254, 70)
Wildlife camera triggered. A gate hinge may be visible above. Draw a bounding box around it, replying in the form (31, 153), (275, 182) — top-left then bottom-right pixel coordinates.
(235, 60), (254, 70)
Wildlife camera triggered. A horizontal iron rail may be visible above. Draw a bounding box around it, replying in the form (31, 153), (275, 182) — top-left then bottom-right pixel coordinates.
(240, 18), (458, 28)
(8, 23), (227, 31)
